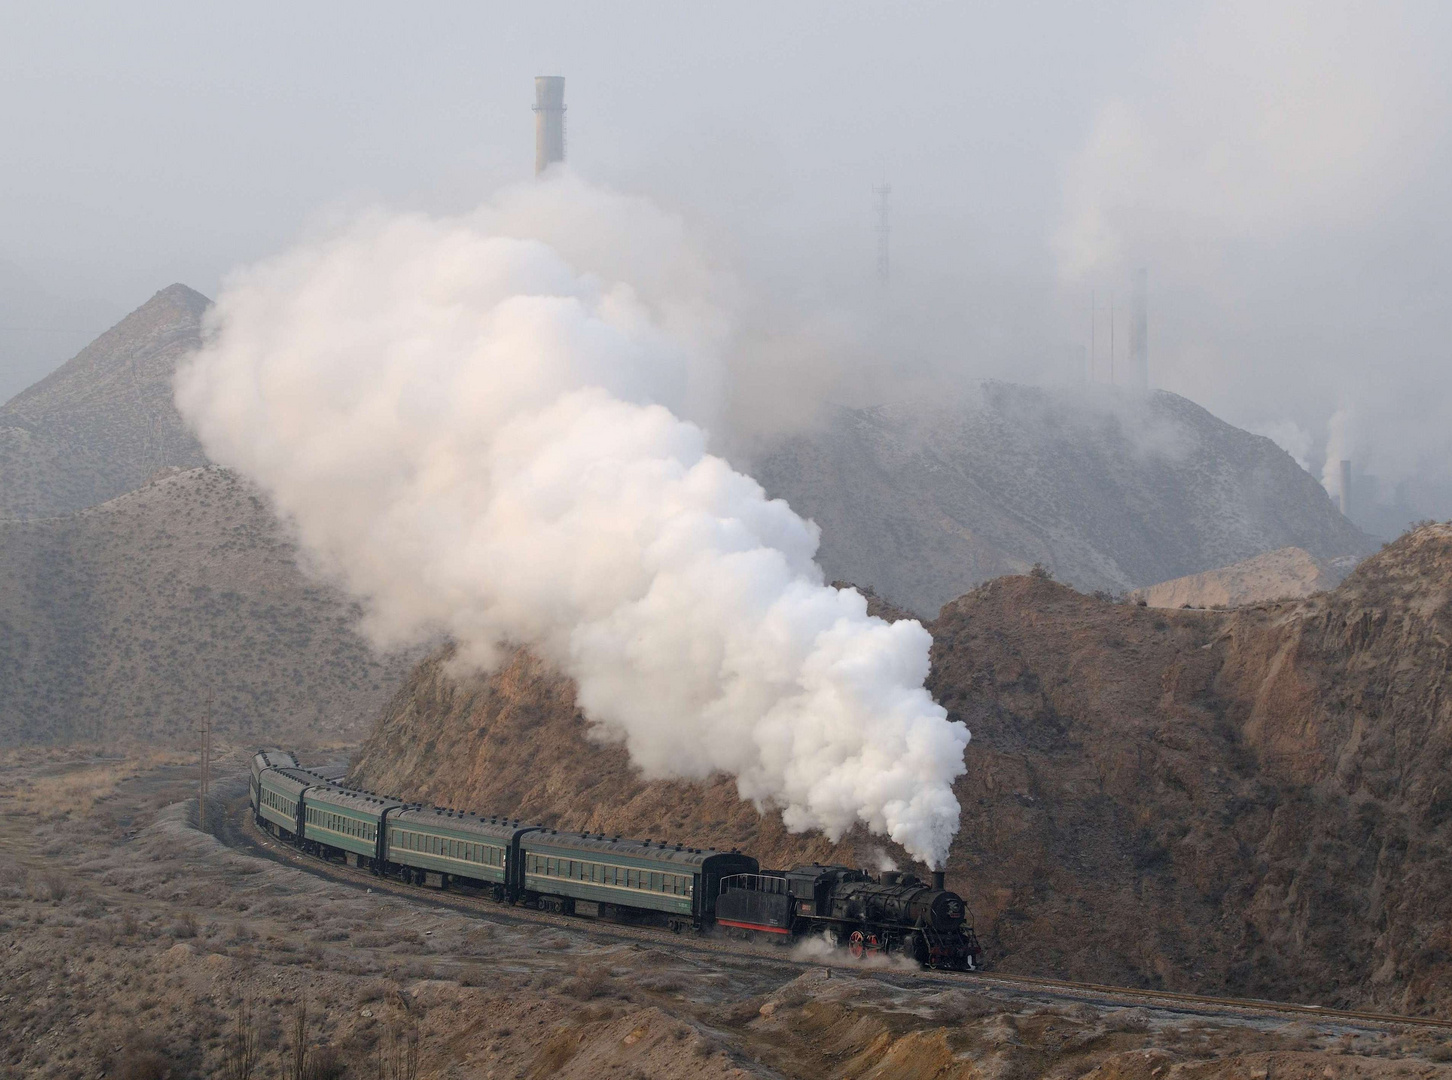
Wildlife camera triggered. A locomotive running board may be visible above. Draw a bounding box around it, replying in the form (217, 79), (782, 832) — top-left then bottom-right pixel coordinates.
(716, 919), (790, 934)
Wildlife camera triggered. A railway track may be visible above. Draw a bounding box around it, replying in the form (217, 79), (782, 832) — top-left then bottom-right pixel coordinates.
(219, 791), (1452, 1036)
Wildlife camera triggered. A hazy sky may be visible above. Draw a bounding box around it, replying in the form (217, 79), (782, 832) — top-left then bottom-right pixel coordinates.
(3, 1), (1449, 530)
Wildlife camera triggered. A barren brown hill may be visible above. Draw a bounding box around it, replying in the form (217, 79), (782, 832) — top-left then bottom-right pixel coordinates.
(0, 466), (411, 745)
(0, 284), (210, 519)
(350, 524), (1452, 1016)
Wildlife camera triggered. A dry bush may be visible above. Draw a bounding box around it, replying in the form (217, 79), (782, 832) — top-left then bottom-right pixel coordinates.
(457, 964), (489, 987)
(378, 1015), (421, 1080)
(116, 1037), (180, 1080)
(558, 967), (608, 1000)
(0, 861), (28, 898)
(306, 1046), (346, 1080)
(358, 979), (394, 1003)
(172, 911), (198, 938)
(222, 998), (259, 1080)
(40, 870), (70, 902)
(640, 972), (686, 993)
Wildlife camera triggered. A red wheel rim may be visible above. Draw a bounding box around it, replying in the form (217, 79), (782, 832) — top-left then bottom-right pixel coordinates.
(848, 930), (866, 959)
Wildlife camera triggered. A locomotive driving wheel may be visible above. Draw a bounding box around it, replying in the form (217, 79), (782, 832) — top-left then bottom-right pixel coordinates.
(848, 930), (867, 959)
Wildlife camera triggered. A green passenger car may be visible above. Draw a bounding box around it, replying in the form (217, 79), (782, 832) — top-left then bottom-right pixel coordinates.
(386, 807), (530, 889)
(518, 829), (759, 927)
(255, 765), (311, 838)
(302, 784), (399, 866)
(250, 749), (299, 821)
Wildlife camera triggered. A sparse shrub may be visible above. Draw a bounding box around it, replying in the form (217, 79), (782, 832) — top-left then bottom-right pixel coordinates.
(222, 998), (259, 1080)
(1029, 563), (1054, 581)
(558, 967), (607, 1000)
(41, 871), (69, 902)
(380, 1014), (421, 1080)
(172, 911), (198, 938)
(458, 964), (489, 987)
(116, 1037), (178, 1080)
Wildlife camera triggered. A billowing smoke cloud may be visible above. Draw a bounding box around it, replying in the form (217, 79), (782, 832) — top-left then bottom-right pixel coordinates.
(174, 174), (969, 867)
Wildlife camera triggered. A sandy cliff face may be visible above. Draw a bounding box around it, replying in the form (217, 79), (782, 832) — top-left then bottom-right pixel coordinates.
(350, 525), (1452, 1015)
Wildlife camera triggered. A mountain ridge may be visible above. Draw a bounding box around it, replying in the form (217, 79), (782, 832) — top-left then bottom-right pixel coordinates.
(0, 283), (210, 519)
(751, 383), (1374, 614)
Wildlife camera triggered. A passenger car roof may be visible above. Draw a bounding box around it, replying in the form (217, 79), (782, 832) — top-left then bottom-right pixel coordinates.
(522, 828), (745, 868)
(391, 806), (536, 841)
(305, 783), (403, 814)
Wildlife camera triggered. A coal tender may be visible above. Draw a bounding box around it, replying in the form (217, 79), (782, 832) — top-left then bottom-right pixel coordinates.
(714, 865), (983, 970)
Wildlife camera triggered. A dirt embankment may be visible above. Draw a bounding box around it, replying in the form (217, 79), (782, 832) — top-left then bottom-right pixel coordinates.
(349, 525), (1452, 1016)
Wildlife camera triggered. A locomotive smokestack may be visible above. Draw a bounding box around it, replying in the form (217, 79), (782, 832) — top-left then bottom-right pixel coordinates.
(932, 870), (945, 891)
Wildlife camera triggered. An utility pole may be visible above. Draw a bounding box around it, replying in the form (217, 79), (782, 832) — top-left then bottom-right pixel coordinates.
(1109, 290), (1116, 386)
(199, 692), (212, 831)
(873, 182), (892, 284)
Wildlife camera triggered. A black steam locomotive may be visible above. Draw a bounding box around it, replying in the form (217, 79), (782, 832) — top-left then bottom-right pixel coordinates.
(715, 864), (982, 970)
(251, 749), (982, 971)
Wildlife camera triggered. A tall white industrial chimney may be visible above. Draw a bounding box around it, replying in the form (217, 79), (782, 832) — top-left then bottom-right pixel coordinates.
(1129, 267), (1149, 390)
(533, 76), (565, 175)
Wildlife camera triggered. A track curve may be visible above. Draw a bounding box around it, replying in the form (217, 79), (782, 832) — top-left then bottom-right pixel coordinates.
(217, 787), (1452, 1034)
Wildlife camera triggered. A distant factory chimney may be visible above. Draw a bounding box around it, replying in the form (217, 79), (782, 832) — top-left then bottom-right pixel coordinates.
(1339, 459), (1353, 518)
(1129, 267), (1148, 390)
(533, 76), (566, 175)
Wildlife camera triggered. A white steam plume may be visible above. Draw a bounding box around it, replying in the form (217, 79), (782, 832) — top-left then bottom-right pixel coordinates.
(174, 176), (970, 867)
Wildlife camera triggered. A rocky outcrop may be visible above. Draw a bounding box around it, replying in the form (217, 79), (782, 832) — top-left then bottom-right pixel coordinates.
(1130, 546), (1357, 608)
(350, 524), (1452, 1016)
(751, 384), (1374, 615)
(0, 284), (210, 519)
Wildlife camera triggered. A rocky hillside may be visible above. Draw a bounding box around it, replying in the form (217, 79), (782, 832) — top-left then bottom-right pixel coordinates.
(0, 284), (209, 519)
(1130, 546), (1358, 608)
(350, 524), (1452, 1016)
(0, 467), (411, 746)
(751, 384), (1373, 614)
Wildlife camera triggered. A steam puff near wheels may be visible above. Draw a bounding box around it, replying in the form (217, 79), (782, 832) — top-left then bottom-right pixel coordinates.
(174, 175), (970, 867)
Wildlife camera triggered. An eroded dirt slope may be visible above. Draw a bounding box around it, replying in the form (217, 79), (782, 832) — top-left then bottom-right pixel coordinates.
(350, 525), (1452, 1016)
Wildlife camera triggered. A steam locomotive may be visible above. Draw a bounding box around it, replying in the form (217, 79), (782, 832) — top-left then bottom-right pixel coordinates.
(251, 749), (982, 971)
(715, 865), (980, 969)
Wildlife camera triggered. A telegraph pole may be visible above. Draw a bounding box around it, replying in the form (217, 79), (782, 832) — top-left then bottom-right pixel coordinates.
(199, 693), (212, 830)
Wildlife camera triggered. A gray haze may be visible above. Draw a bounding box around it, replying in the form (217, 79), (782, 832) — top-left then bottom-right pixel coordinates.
(3, 1), (1450, 532)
